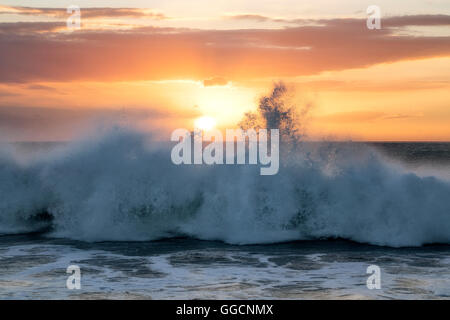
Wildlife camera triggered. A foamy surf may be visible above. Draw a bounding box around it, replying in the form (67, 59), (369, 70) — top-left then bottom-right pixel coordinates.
(0, 238), (449, 299)
(0, 128), (449, 247)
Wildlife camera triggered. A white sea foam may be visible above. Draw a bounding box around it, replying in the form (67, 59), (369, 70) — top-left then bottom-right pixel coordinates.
(0, 127), (449, 247)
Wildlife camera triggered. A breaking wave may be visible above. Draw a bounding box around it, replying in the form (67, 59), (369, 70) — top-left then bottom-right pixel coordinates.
(0, 127), (449, 247)
(1, 84), (450, 247)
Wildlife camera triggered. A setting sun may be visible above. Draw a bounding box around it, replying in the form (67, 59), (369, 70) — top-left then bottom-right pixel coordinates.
(194, 116), (217, 131)
(1, 0), (450, 302)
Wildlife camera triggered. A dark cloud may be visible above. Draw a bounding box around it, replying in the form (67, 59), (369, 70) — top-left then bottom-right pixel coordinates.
(383, 14), (450, 27)
(0, 15), (449, 82)
(0, 89), (19, 97)
(0, 21), (64, 34)
(25, 84), (59, 91)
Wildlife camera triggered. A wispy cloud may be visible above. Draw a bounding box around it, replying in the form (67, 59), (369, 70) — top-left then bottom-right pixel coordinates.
(0, 21), (64, 34)
(203, 77), (229, 87)
(318, 111), (423, 123)
(0, 5), (168, 20)
(0, 105), (200, 141)
(226, 13), (450, 27)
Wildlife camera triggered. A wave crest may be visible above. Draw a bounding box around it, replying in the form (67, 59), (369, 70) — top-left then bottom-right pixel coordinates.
(1, 128), (449, 247)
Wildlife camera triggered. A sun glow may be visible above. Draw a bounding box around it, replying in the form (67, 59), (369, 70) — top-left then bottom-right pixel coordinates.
(194, 116), (217, 131)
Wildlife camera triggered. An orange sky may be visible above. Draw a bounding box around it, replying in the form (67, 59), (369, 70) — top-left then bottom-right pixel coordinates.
(0, 1), (449, 141)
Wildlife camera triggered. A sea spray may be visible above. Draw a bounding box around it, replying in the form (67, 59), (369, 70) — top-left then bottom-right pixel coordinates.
(0, 128), (449, 246)
(0, 84), (449, 247)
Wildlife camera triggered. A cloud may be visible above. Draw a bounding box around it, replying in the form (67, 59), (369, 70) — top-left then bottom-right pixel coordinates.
(0, 105), (200, 141)
(318, 111), (423, 123)
(225, 14), (316, 25)
(383, 14), (450, 27)
(225, 14), (272, 23)
(0, 22), (64, 34)
(293, 79), (450, 92)
(0, 5), (168, 20)
(0, 15), (449, 82)
(203, 77), (229, 86)
(226, 13), (450, 27)
(25, 84), (59, 91)
(0, 88), (19, 97)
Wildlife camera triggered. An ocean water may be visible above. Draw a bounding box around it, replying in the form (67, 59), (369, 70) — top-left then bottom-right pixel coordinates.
(0, 131), (449, 299)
